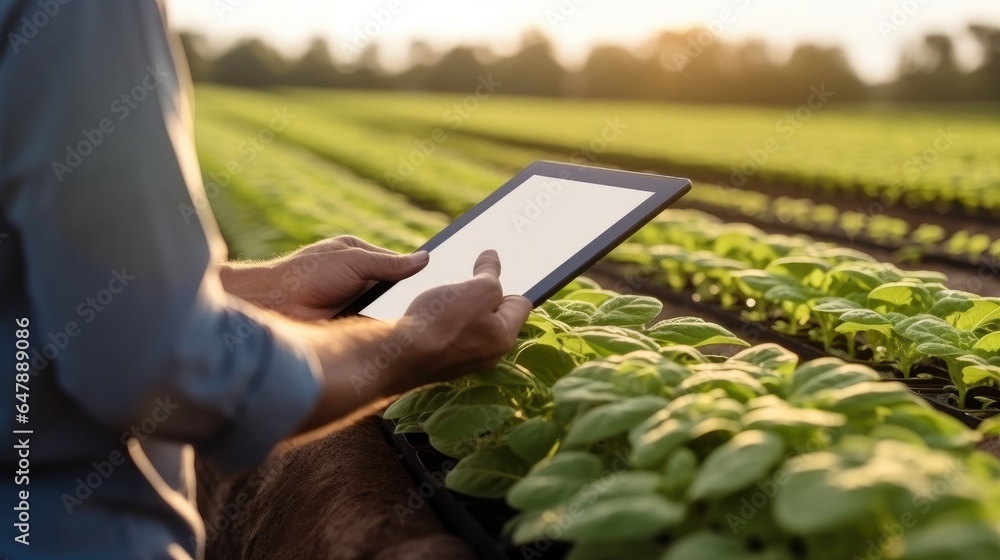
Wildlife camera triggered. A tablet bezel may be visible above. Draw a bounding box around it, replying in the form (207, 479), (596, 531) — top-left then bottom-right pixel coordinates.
(337, 160), (691, 318)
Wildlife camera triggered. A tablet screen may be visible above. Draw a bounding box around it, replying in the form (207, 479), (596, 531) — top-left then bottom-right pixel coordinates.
(359, 174), (655, 321)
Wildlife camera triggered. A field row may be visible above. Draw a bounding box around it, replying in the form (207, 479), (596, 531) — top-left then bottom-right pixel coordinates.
(278, 87), (1000, 216)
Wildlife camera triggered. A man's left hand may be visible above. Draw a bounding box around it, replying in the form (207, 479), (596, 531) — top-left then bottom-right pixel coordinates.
(220, 236), (428, 320)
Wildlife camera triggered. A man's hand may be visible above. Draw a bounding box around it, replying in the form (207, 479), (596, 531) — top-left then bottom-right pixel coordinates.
(295, 250), (532, 433)
(220, 236), (429, 320)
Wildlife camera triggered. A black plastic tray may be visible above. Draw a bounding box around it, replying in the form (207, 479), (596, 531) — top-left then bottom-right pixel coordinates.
(382, 418), (567, 560)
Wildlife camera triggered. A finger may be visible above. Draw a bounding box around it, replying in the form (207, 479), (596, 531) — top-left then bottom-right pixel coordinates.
(494, 295), (532, 335)
(472, 249), (501, 279)
(349, 250), (429, 281)
(337, 236), (397, 255)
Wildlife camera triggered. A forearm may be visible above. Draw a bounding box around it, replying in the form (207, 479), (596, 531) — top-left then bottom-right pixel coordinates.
(219, 260), (284, 310)
(293, 317), (415, 433)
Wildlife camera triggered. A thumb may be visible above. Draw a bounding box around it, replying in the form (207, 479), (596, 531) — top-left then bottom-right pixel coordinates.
(353, 250), (429, 281)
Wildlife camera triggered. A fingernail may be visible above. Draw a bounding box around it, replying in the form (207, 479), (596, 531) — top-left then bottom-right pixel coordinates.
(412, 251), (429, 264)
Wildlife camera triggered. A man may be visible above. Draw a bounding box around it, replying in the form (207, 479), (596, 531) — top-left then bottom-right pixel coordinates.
(0, 1), (531, 558)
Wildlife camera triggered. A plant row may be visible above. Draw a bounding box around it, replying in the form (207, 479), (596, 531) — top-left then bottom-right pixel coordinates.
(277, 87), (1000, 216)
(194, 112), (446, 258)
(614, 211), (1000, 409)
(386, 281), (1000, 560)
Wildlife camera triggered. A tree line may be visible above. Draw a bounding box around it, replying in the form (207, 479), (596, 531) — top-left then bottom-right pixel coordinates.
(180, 24), (1000, 104)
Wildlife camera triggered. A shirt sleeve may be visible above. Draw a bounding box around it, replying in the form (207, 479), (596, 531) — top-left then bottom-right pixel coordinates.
(0, 0), (322, 472)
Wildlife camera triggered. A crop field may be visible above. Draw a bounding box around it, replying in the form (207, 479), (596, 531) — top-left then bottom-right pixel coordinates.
(193, 85), (1000, 559)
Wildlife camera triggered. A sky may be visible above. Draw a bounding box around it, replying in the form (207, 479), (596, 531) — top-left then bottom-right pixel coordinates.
(166, 0), (1000, 83)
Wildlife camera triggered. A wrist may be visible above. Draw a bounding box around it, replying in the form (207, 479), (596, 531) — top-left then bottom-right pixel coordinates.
(219, 261), (284, 311)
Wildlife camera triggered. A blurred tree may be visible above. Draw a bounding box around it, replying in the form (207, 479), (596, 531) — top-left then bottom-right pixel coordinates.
(491, 31), (566, 96)
(285, 38), (345, 88)
(212, 38), (288, 88)
(968, 24), (1000, 101)
(181, 22), (1000, 104)
(894, 34), (967, 102)
(578, 45), (646, 99)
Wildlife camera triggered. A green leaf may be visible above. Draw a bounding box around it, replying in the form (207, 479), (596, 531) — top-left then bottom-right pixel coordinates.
(955, 298), (1000, 332)
(506, 417), (561, 463)
(566, 542), (663, 560)
(979, 415), (1000, 437)
(629, 417), (691, 469)
(507, 451), (602, 511)
(774, 453), (878, 534)
(915, 342), (965, 357)
(462, 361), (537, 389)
(422, 386), (516, 442)
(897, 521), (1000, 560)
(591, 295), (663, 328)
(677, 369), (766, 402)
(742, 403), (847, 433)
(835, 309), (893, 336)
(515, 341), (578, 386)
(729, 344), (799, 376)
(553, 277), (601, 300)
(896, 315), (962, 346)
(814, 381), (915, 414)
(788, 359), (881, 402)
(384, 385), (454, 420)
(973, 331), (1000, 353)
(664, 532), (792, 560)
(867, 282), (930, 311)
(559, 494), (684, 541)
(765, 256), (832, 287)
(563, 289), (619, 306)
(688, 430), (784, 500)
(574, 327), (659, 357)
(445, 446), (527, 499)
(552, 376), (622, 407)
(884, 403), (981, 450)
(660, 447), (698, 498)
(810, 297), (864, 315)
(929, 293), (976, 320)
(541, 300), (593, 327)
(562, 395), (668, 448)
(646, 317), (748, 348)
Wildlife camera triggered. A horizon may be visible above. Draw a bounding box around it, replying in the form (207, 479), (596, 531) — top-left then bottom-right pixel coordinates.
(167, 0), (1000, 84)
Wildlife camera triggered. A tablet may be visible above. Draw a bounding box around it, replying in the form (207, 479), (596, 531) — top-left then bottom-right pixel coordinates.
(340, 161), (691, 321)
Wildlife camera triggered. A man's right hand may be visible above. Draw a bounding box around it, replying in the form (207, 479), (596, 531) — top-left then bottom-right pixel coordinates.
(392, 250), (533, 392)
(294, 250), (531, 433)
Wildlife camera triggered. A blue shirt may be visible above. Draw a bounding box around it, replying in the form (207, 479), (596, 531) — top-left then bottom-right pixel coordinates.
(0, 1), (322, 558)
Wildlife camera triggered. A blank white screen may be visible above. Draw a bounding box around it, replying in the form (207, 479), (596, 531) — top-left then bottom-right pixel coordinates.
(359, 174), (654, 321)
